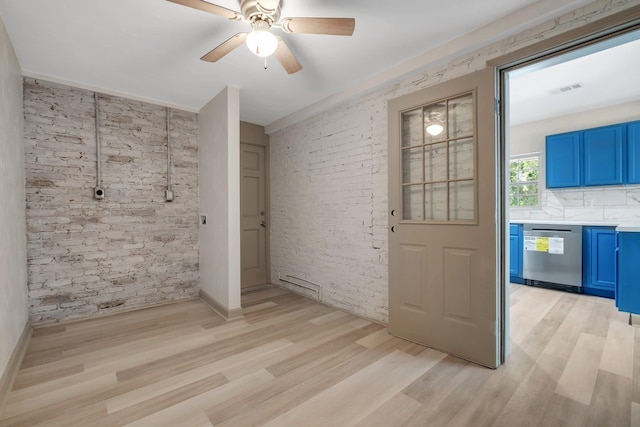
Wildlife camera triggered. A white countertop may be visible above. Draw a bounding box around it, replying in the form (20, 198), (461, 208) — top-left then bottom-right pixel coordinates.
(616, 224), (640, 232)
(510, 219), (620, 226)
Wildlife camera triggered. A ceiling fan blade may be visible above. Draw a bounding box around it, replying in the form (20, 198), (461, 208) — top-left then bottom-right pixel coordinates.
(256, 0), (280, 15)
(280, 17), (355, 36)
(201, 33), (247, 62)
(274, 38), (302, 74)
(167, 0), (242, 21)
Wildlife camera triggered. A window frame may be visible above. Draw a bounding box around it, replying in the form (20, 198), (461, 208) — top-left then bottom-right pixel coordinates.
(399, 90), (478, 224)
(508, 152), (541, 209)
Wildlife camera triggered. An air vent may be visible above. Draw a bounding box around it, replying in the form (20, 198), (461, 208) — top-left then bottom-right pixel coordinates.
(549, 83), (583, 95)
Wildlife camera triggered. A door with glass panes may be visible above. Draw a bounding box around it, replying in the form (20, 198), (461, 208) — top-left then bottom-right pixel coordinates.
(388, 67), (498, 368)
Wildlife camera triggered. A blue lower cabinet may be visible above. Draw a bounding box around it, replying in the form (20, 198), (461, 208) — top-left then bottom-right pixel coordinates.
(509, 224), (524, 284)
(583, 227), (616, 299)
(617, 231), (640, 314)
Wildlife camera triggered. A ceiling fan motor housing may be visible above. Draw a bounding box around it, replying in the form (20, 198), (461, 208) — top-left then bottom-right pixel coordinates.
(241, 0), (280, 24)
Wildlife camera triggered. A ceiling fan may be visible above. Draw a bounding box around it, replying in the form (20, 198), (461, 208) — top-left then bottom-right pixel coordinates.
(168, 0), (355, 74)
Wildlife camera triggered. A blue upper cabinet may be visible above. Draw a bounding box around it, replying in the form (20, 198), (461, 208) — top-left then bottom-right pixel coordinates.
(546, 131), (581, 188)
(545, 121), (640, 188)
(628, 121), (640, 184)
(583, 124), (624, 186)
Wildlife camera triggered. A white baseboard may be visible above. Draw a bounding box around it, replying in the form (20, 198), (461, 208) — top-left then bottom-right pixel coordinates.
(0, 319), (32, 416)
(199, 290), (244, 321)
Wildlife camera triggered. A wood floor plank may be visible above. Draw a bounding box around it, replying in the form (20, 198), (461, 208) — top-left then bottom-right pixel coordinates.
(510, 285), (562, 345)
(97, 373), (228, 426)
(208, 338), (427, 426)
(0, 285), (636, 427)
(352, 393), (422, 427)
(260, 348), (446, 427)
(1, 373), (117, 419)
(106, 339), (291, 413)
(515, 292), (577, 362)
(555, 333), (606, 405)
(600, 309), (635, 379)
(402, 359), (493, 426)
(632, 402), (640, 427)
(584, 370), (632, 427)
(123, 369), (275, 427)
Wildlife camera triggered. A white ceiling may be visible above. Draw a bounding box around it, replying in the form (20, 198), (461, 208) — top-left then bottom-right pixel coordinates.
(509, 34), (640, 126)
(0, 0), (599, 126)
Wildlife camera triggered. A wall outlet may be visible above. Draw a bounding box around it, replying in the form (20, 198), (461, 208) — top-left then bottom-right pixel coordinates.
(200, 214), (207, 226)
(165, 189), (173, 201)
(94, 187), (105, 200)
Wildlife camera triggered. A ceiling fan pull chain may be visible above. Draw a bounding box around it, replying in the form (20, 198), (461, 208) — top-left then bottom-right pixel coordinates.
(264, 56), (268, 70)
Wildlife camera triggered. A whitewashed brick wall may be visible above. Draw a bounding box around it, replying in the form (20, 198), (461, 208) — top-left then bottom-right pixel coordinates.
(269, 0), (636, 323)
(24, 78), (200, 325)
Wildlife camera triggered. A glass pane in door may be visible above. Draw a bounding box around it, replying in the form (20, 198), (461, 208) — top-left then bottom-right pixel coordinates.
(449, 138), (474, 180)
(403, 148), (423, 183)
(424, 143), (447, 182)
(425, 183), (447, 221)
(402, 109), (422, 147)
(403, 185), (423, 220)
(424, 102), (446, 144)
(449, 180), (474, 221)
(448, 94), (474, 139)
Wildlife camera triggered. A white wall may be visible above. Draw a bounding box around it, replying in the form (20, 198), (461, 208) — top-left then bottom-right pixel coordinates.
(510, 101), (640, 222)
(0, 15), (28, 375)
(268, 0), (636, 323)
(510, 100), (640, 156)
(199, 86), (241, 312)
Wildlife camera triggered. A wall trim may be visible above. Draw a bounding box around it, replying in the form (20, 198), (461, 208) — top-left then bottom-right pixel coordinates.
(32, 298), (199, 328)
(0, 319), (32, 416)
(22, 71), (199, 114)
(199, 290), (244, 321)
(489, 4), (640, 69)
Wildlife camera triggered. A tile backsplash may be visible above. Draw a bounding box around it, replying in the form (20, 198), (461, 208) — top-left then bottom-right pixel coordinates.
(510, 185), (640, 223)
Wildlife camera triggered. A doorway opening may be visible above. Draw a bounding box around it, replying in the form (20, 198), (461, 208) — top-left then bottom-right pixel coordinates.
(501, 28), (640, 362)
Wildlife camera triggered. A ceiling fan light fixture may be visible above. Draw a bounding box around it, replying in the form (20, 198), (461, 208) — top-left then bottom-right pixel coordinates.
(246, 20), (278, 57)
(426, 123), (444, 136)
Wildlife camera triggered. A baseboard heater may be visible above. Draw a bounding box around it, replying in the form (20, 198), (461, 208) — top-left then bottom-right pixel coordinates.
(278, 274), (323, 302)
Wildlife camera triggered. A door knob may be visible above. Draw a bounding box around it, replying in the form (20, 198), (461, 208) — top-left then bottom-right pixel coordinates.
(260, 221), (266, 227)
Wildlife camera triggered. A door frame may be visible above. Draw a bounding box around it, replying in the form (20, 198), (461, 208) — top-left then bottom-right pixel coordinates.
(240, 121), (272, 288)
(490, 5), (640, 363)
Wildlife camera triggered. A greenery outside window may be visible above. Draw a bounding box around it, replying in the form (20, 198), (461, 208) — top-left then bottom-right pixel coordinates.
(509, 154), (540, 208)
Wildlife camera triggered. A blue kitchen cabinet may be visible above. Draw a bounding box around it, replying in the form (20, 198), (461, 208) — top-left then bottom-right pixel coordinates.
(509, 223), (524, 284)
(583, 227), (616, 299)
(583, 125), (624, 186)
(546, 131), (582, 188)
(628, 121), (640, 184)
(616, 230), (640, 314)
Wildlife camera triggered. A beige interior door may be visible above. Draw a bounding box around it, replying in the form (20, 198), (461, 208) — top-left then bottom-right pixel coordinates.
(388, 67), (498, 368)
(241, 143), (267, 288)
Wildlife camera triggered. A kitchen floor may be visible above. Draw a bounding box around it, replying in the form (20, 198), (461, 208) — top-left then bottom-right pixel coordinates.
(1, 284), (638, 426)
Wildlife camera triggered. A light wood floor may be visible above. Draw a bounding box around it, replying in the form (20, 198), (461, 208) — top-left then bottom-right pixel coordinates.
(1, 284), (638, 426)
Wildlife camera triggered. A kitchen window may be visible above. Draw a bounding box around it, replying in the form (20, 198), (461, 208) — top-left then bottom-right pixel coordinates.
(509, 154), (540, 208)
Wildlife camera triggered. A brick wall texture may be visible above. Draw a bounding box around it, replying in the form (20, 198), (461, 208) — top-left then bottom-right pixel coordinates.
(268, 0), (636, 323)
(24, 78), (200, 325)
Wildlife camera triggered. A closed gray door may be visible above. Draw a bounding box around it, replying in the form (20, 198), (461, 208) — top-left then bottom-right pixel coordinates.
(388, 67), (499, 368)
(241, 143), (267, 288)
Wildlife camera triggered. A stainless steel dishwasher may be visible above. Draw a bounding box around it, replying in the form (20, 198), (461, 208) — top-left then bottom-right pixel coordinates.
(522, 224), (583, 288)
